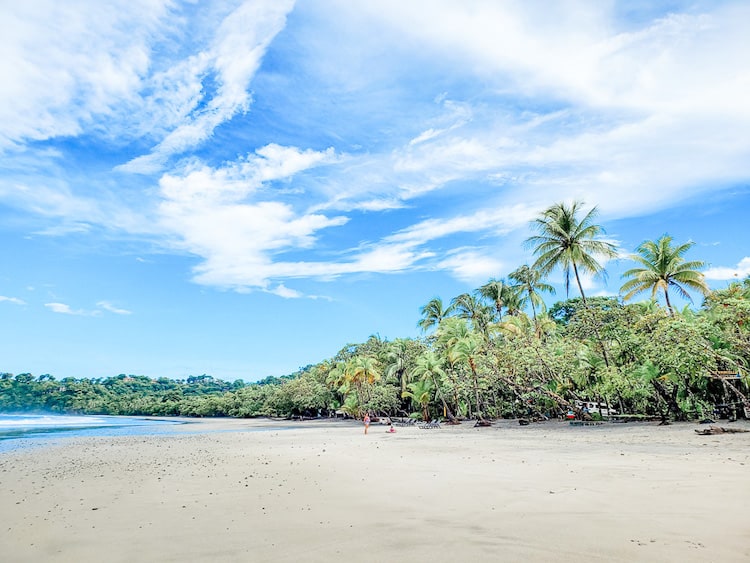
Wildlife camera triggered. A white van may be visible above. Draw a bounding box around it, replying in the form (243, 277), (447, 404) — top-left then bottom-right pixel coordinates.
(575, 400), (618, 417)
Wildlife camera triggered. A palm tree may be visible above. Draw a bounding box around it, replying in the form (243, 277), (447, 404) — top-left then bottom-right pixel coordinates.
(509, 264), (555, 320)
(450, 292), (493, 336)
(620, 234), (710, 316)
(435, 316), (472, 349)
(402, 379), (434, 421)
(527, 201), (617, 367)
(418, 297), (453, 333)
(411, 352), (457, 422)
(526, 201), (617, 303)
(326, 360), (352, 397)
(451, 333), (486, 421)
(476, 279), (513, 320)
(437, 317), (482, 418)
(340, 394), (361, 419)
(384, 339), (413, 395)
(502, 286), (525, 317)
(350, 356), (381, 404)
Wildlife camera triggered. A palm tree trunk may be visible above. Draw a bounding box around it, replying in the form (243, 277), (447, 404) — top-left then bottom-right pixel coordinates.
(429, 373), (458, 423)
(663, 286), (674, 316)
(573, 263), (587, 305)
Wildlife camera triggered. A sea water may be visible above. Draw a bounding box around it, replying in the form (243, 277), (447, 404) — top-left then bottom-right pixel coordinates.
(0, 413), (186, 453)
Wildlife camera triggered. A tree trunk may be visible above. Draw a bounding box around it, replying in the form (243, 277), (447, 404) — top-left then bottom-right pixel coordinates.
(430, 374), (459, 423)
(651, 379), (684, 420)
(573, 263), (587, 305)
(663, 286), (674, 316)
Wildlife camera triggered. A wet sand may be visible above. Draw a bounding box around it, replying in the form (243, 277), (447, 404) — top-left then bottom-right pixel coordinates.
(1, 418), (748, 562)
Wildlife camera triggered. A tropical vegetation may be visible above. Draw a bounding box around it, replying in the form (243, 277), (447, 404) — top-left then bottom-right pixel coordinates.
(2, 202), (749, 423)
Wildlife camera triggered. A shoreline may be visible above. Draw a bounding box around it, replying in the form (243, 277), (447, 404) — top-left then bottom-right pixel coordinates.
(1, 418), (748, 562)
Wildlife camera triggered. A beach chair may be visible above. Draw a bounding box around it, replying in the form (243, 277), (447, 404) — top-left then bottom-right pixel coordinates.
(394, 418), (414, 427)
(418, 419), (440, 429)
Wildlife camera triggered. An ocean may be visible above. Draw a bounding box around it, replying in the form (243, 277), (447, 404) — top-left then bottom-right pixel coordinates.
(0, 413), (187, 453)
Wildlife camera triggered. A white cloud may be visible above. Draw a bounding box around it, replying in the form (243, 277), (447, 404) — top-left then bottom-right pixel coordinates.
(0, 296), (25, 305)
(408, 99), (472, 146)
(119, 0), (296, 172)
(438, 249), (504, 285)
(318, 1), (750, 221)
(388, 204), (534, 247)
(97, 301), (132, 315)
(350, 1), (750, 116)
(45, 301), (129, 316)
(577, 272), (599, 292)
(0, 175), (157, 237)
(0, 0), (171, 149)
(0, 0), (295, 164)
(3, 1), (750, 301)
(45, 302), (94, 316)
(267, 284), (302, 299)
(705, 257), (750, 281)
(156, 146), (348, 290)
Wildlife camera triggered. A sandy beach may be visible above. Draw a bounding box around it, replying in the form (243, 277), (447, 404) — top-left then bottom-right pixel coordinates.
(1, 418), (748, 562)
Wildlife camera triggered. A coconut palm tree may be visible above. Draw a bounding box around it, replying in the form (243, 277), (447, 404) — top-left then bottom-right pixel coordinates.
(476, 279), (514, 320)
(326, 360), (352, 397)
(450, 292), (493, 336)
(526, 201), (617, 303)
(402, 379), (434, 421)
(509, 264), (556, 320)
(502, 286), (525, 317)
(527, 201), (617, 367)
(451, 333), (486, 421)
(418, 297), (453, 333)
(411, 352), (457, 422)
(620, 234), (710, 316)
(435, 316), (472, 350)
(350, 355), (381, 400)
(384, 339), (413, 395)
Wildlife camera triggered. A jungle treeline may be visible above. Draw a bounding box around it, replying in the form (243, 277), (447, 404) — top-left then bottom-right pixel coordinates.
(2, 202), (749, 422)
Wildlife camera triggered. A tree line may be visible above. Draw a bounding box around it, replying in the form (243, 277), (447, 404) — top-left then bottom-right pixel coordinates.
(3, 202), (749, 422)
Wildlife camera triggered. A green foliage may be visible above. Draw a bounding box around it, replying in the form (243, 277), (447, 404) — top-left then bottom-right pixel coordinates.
(526, 201), (618, 300)
(4, 216), (750, 424)
(621, 234), (709, 314)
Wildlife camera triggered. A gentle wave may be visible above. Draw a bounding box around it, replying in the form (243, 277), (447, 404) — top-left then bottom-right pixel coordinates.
(0, 414), (185, 453)
(0, 414), (110, 429)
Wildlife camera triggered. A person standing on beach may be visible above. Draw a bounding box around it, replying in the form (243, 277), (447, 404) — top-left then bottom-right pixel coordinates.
(363, 413), (370, 434)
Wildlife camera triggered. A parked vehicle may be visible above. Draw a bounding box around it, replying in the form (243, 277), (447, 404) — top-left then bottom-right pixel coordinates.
(575, 400), (618, 417)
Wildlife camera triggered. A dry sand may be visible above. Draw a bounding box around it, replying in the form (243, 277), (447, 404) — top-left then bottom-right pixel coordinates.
(1, 418), (748, 562)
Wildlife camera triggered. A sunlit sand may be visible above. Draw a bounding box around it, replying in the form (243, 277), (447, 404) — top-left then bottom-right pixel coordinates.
(1, 418), (748, 562)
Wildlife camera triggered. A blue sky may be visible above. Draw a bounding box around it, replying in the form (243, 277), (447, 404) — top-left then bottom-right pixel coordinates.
(1, 0), (749, 382)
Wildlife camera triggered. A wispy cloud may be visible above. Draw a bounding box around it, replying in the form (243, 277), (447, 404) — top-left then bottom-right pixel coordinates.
(2, 1), (749, 300)
(318, 1), (750, 218)
(45, 302), (92, 316)
(119, 1), (296, 173)
(266, 284), (302, 299)
(97, 301), (132, 315)
(45, 301), (132, 316)
(156, 144), (347, 290)
(0, 0), (171, 150)
(0, 296), (25, 305)
(438, 249), (505, 285)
